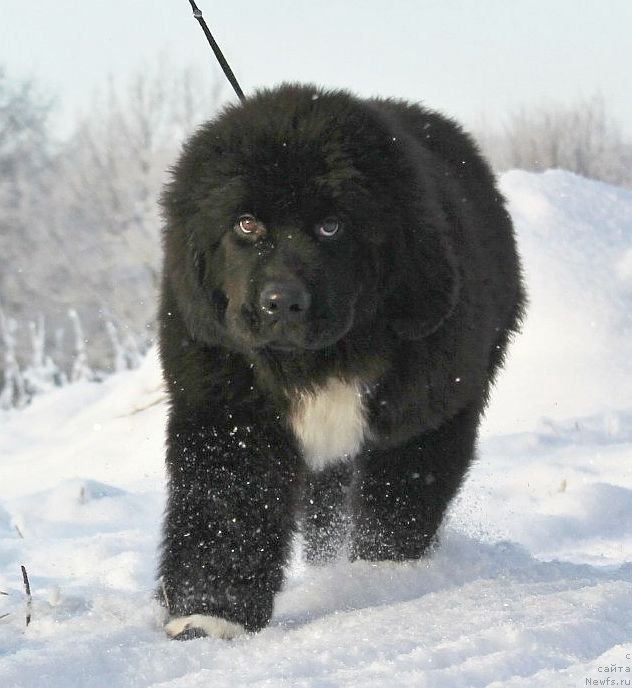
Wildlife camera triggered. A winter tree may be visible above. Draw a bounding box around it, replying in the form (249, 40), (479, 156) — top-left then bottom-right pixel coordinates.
(0, 60), (224, 382)
(477, 95), (632, 188)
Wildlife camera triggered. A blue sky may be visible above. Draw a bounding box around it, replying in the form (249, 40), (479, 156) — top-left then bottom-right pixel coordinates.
(2, 0), (631, 137)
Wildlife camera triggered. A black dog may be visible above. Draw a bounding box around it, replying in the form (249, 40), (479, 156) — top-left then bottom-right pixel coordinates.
(158, 84), (525, 639)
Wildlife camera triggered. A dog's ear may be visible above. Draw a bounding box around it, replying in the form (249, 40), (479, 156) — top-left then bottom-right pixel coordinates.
(388, 228), (460, 340)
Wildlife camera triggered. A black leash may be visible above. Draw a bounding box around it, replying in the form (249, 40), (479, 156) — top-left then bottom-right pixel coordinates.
(186, 0), (246, 102)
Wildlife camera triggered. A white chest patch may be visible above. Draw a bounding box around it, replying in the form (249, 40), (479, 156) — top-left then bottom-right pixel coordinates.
(289, 378), (369, 471)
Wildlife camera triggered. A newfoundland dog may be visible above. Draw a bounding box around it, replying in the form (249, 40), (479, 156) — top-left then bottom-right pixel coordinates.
(158, 84), (525, 639)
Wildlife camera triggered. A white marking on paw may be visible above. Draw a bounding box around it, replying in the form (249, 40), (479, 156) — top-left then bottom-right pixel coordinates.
(165, 614), (245, 640)
(289, 378), (369, 471)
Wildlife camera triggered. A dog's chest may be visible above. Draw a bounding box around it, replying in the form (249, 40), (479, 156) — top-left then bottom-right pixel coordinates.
(288, 378), (369, 471)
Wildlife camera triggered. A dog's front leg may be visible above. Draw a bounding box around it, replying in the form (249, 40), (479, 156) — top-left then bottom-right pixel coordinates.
(159, 411), (298, 639)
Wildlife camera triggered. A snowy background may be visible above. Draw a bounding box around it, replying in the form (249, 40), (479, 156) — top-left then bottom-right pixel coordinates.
(1, 170), (631, 687)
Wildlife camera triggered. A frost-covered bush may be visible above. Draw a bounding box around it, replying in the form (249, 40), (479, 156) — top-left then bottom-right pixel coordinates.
(0, 307), (146, 410)
(477, 95), (632, 189)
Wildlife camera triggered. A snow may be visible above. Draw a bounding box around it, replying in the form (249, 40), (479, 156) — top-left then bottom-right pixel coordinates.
(1, 170), (631, 687)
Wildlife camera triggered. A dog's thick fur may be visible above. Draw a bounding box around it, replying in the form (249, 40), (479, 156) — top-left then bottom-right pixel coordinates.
(158, 84), (525, 637)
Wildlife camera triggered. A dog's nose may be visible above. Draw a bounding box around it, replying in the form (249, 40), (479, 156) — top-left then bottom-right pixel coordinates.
(258, 282), (311, 322)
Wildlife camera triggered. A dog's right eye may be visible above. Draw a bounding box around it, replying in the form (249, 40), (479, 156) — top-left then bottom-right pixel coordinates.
(235, 214), (265, 238)
(238, 215), (257, 234)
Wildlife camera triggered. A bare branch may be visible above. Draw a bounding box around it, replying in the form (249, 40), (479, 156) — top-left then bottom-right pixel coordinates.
(21, 565), (32, 627)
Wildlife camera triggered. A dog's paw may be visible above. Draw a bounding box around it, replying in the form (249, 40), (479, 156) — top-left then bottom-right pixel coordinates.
(164, 614), (245, 640)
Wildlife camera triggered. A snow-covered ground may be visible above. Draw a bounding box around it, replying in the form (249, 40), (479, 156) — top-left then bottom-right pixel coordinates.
(1, 170), (631, 687)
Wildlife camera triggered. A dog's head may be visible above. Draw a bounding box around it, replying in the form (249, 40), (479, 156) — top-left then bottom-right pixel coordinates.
(162, 85), (459, 356)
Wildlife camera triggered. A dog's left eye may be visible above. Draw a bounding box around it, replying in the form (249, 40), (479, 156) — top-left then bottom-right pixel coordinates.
(316, 217), (342, 239)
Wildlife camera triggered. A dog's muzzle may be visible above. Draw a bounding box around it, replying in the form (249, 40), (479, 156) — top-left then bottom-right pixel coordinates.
(258, 281), (311, 325)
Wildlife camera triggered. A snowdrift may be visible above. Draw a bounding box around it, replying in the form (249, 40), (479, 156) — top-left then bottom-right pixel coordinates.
(1, 170), (631, 687)
(487, 170), (632, 434)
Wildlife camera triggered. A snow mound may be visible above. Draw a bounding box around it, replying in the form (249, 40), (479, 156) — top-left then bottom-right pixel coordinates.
(484, 170), (632, 435)
(1, 171), (631, 686)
